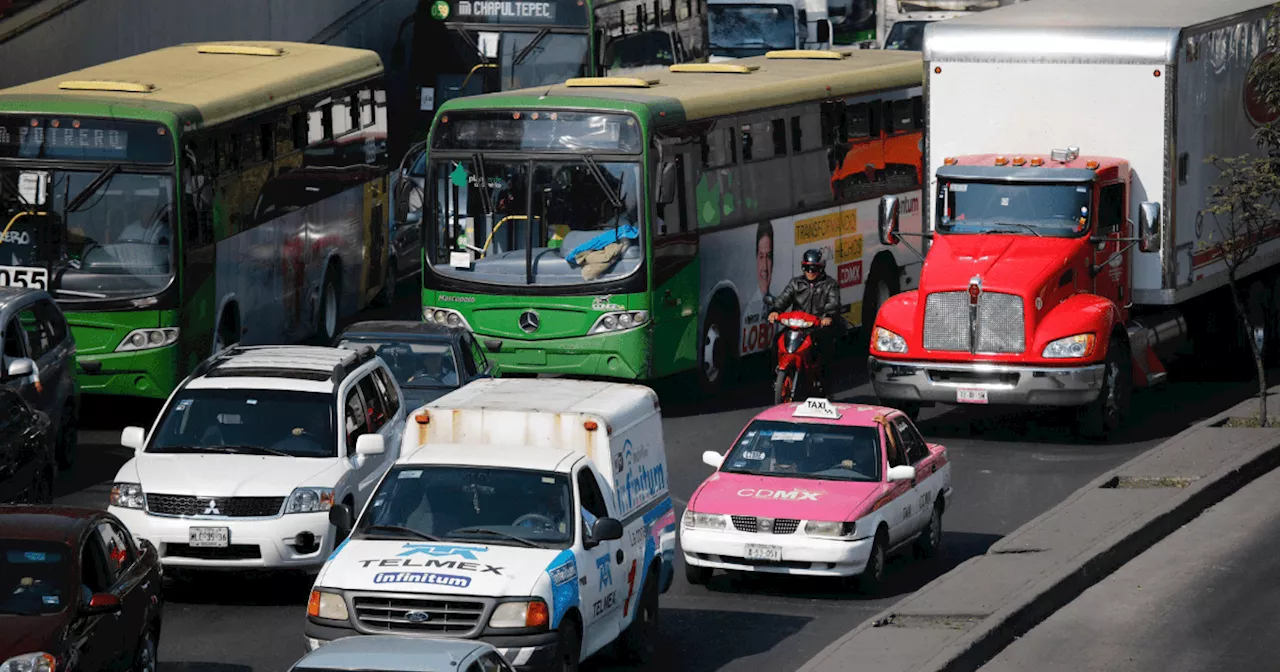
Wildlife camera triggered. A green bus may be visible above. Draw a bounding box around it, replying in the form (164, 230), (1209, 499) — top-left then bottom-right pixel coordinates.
(0, 41), (394, 399)
(421, 49), (927, 390)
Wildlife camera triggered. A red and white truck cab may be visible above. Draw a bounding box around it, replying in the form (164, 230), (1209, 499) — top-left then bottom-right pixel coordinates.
(865, 0), (1280, 438)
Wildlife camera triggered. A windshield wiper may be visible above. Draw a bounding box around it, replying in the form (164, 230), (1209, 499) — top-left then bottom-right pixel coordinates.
(513, 29), (550, 67)
(993, 222), (1042, 237)
(66, 164), (120, 213)
(361, 525), (442, 541)
(206, 444), (295, 458)
(581, 155), (624, 211)
(448, 526), (545, 548)
(470, 154), (494, 216)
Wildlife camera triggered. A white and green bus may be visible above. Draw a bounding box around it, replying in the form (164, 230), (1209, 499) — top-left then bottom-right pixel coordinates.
(421, 49), (925, 389)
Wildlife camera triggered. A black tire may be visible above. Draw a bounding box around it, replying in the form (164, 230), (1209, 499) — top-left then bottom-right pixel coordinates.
(372, 255), (397, 308)
(860, 261), (898, 351)
(698, 303), (732, 393)
(316, 272), (340, 345)
(55, 401), (77, 471)
(914, 502), (942, 560)
(132, 628), (158, 672)
(554, 618), (582, 672)
(212, 308), (239, 356)
(1078, 335), (1132, 440)
(685, 561), (712, 586)
(774, 367), (799, 404)
(617, 573), (659, 664)
(858, 530), (888, 595)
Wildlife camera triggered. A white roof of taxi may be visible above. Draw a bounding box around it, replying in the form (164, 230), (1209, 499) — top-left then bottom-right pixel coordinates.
(399, 442), (582, 473)
(427, 378), (659, 428)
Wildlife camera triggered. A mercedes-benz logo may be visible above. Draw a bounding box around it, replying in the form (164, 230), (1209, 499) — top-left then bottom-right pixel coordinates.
(405, 610), (431, 623)
(202, 499), (221, 516)
(519, 311), (540, 333)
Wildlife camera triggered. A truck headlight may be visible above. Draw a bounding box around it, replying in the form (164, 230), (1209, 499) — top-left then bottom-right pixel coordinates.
(681, 510), (727, 531)
(307, 590), (349, 621)
(490, 600), (549, 629)
(1042, 334), (1096, 359)
(804, 520), (856, 538)
(109, 483), (144, 509)
(0, 653), (55, 672)
(286, 487), (334, 514)
(115, 328), (179, 352)
(873, 327), (907, 354)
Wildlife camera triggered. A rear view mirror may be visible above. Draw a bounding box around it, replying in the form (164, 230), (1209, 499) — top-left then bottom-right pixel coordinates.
(591, 517), (624, 542)
(1138, 201), (1161, 253)
(887, 465), (916, 482)
(81, 592), (122, 615)
(702, 450), (724, 469)
(121, 426), (146, 452)
(356, 434), (385, 456)
(656, 162), (677, 206)
(329, 502), (354, 534)
(5, 356), (33, 380)
(879, 195), (901, 246)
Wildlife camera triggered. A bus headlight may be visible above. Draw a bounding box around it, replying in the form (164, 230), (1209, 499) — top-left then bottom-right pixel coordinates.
(422, 306), (471, 330)
(589, 311), (649, 335)
(116, 328), (179, 352)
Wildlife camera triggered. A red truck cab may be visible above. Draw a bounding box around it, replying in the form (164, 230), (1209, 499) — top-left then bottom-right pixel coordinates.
(868, 149), (1165, 438)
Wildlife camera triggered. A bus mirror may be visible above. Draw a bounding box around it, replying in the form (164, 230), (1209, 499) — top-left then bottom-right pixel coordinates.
(818, 20), (833, 45)
(1138, 201), (1161, 253)
(657, 163), (677, 206)
(879, 195), (901, 246)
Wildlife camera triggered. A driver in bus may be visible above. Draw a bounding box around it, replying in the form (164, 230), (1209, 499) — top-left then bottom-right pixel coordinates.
(767, 249), (842, 393)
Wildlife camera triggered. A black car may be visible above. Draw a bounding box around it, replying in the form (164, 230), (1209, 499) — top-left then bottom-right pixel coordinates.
(336, 321), (495, 409)
(0, 386), (55, 504)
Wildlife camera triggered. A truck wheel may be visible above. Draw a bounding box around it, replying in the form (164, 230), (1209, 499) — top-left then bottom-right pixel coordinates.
(1078, 335), (1131, 440)
(554, 619), (581, 672)
(685, 562), (712, 586)
(617, 575), (659, 664)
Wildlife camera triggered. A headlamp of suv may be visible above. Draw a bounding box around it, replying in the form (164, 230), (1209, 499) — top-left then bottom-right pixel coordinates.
(0, 652), (55, 672)
(307, 590), (348, 621)
(286, 487), (334, 514)
(489, 600), (549, 629)
(109, 483), (144, 509)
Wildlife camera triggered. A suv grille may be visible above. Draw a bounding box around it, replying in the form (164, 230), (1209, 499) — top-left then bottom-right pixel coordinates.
(146, 494), (285, 518)
(923, 291), (1025, 353)
(353, 595), (486, 635)
(731, 516), (799, 534)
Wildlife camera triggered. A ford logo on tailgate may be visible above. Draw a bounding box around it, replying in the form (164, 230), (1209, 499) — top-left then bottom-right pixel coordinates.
(405, 610), (431, 623)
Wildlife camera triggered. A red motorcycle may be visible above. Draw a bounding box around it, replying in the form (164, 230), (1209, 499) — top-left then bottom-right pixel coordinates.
(772, 310), (824, 404)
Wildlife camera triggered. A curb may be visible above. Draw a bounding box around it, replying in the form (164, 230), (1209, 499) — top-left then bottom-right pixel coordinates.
(798, 392), (1280, 672)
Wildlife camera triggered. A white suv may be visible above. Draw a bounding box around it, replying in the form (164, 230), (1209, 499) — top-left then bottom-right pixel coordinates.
(107, 345), (406, 571)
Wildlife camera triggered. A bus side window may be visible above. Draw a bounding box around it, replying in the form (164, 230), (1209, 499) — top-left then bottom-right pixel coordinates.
(696, 125), (740, 229)
(792, 105), (831, 211)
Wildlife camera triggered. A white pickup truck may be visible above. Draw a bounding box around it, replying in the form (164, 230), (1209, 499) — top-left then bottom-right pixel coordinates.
(303, 378), (675, 672)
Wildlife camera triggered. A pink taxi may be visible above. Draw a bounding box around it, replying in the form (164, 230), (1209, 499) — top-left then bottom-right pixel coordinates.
(679, 398), (952, 592)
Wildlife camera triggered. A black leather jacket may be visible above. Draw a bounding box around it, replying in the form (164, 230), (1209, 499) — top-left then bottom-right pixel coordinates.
(772, 273), (840, 319)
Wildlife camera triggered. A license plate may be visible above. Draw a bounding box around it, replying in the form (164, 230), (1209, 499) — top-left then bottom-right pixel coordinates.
(0, 266), (48, 290)
(189, 527), (229, 548)
(956, 387), (988, 404)
(744, 544), (782, 562)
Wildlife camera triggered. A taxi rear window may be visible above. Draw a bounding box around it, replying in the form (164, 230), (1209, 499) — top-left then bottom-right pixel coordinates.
(721, 420), (880, 482)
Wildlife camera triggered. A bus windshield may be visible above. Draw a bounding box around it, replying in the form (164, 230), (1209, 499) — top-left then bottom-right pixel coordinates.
(0, 167), (173, 302)
(937, 180), (1092, 238)
(416, 26), (589, 106)
(709, 4), (797, 57)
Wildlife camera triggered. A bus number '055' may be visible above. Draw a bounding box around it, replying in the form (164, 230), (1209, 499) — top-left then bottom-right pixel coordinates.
(0, 266), (48, 290)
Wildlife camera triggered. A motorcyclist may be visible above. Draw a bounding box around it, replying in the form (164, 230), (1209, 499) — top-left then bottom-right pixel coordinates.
(767, 249), (842, 393)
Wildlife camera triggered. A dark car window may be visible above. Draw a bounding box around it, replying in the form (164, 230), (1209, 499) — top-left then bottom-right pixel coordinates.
(0, 540), (72, 615)
(373, 367), (400, 416)
(339, 338), (459, 390)
(80, 533), (111, 598)
(16, 306), (54, 359)
(34, 300), (68, 345)
(344, 385), (369, 454)
(468, 336), (490, 375)
(96, 522), (136, 582)
(3, 316), (28, 361)
(894, 416), (930, 464)
(357, 374), (388, 433)
(459, 337), (478, 377)
(149, 388), (337, 458)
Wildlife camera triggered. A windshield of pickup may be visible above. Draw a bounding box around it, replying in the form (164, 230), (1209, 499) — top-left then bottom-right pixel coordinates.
(357, 466), (574, 548)
(938, 180), (1092, 238)
(0, 540), (72, 615)
(149, 389), (337, 458)
(720, 420), (882, 482)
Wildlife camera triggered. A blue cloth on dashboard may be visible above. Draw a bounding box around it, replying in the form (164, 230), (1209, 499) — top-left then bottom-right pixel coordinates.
(566, 225), (640, 261)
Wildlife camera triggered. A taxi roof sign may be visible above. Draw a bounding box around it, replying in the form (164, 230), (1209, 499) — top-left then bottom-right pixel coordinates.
(793, 398), (841, 420)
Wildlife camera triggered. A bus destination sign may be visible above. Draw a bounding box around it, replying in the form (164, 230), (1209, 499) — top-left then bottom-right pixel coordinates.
(0, 116), (174, 164)
(455, 0), (558, 22)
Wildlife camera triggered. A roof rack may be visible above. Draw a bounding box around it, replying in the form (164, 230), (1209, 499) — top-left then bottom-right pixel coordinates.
(187, 344), (377, 385)
(564, 76), (659, 88)
(764, 49), (851, 60)
(668, 63), (759, 74)
(330, 345), (376, 383)
(58, 80), (155, 93)
(196, 44), (285, 57)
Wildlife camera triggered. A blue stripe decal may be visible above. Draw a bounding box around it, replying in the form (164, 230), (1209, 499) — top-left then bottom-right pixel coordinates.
(641, 497), (676, 593)
(327, 538), (350, 562)
(545, 549), (578, 629)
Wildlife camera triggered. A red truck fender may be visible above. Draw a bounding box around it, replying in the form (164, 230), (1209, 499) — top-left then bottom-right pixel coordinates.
(871, 289), (919, 340)
(1032, 293), (1123, 360)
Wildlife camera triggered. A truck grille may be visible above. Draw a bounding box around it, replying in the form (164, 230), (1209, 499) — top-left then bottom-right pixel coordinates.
(922, 291), (1025, 353)
(731, 516), (800, 534)
(146, 494), (285, 518)
(353, 595), (486, 635)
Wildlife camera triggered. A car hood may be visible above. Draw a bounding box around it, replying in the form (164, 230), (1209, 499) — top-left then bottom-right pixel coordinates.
(317, 539), (563, 597)
(0, 613), (67, 659)
(131, 454), (345, 496)
(689, 472), (884, 520)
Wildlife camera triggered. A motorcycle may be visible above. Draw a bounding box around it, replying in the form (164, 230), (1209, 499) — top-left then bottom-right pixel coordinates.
(772, 310), (825, 404)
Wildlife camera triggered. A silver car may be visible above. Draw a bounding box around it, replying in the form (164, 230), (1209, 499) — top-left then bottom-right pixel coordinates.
(0, 287), (78, 470)
(292, 636), (516, 672)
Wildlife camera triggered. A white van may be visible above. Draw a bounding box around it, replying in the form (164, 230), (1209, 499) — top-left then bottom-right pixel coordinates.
(304, 379), (675, 672)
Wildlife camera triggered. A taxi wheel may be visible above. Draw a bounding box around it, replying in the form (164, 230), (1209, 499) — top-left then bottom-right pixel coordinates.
(685, 562), (712, 586)
(857, 530), (888, 595)
(914, 503), (943, 559)
(554, 619), (581, 672)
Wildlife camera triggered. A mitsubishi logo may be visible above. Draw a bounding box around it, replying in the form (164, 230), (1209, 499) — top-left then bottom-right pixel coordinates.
(519, 311), (540, 333)
(202, 499), (221, 516)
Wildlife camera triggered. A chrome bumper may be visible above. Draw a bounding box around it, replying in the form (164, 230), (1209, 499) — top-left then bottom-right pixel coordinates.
(868, 357), (1105, 407)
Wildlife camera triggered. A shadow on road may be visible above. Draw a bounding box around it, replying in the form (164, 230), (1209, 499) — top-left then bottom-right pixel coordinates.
(586, 607), (812, 672)
(160, 665), (253, 672)
(162, 569), (315, 607)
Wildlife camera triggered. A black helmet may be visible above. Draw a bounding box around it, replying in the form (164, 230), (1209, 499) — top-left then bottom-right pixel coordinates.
(802, 249), (823, 272)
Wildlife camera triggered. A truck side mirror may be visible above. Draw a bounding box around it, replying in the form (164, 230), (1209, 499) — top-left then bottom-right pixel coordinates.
(879, 195), (901, 246)
(656, 162), (677, 206)
(1138, 201), (1161, 253)
(591, 517), (624, 542)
